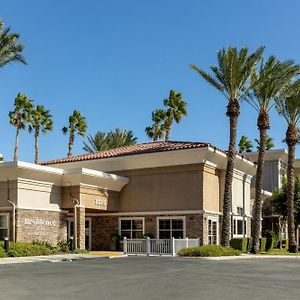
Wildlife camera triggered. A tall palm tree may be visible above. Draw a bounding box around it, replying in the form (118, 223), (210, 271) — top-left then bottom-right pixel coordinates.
(83, 129), (137, 153)
(0, 19), (26, 68)
(275, 79), (300, 253)
(163, 90), (187, 141)
(255, 135), (275, 151)
(9, 93), (33, 161)
(190, 46), (264, 246)
(145, 109), (166, 142)
(28, 105), (53, 164)
(246, 57), (300, 253)
(238, 135), (253, 153)
(62, 110), (87, 158)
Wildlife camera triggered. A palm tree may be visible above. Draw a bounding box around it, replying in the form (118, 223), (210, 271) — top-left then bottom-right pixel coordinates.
(83, 129), (137, 153)
(238, 136), (253, 153)
(255, 135), (275, 151)
(163, 90), (187, 141)
(275, 79), (300, 253)
(9, 93), (33, 161)
(83, 131), (107, 153)
(28, 105), (53, 164)
(246, 57), (299, 253)
(0, 19), (26, 68)
(145, 109), (166, 142)
(106, 129), (137, 149)
(62, 110), (87, 158)
(190, 46), (264, 246)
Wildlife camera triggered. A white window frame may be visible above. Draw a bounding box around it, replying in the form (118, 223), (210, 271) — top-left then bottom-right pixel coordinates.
(118, 217), (145, 239)
(156, 216), (186, 239)
(0, 213), (10, 240)
(207, 216), (219, 245)
(233, 216), (247, 237)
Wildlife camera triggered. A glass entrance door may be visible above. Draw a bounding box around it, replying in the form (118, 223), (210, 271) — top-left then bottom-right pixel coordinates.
(67, 218), (91, 250)
(85, 218), (91, 250)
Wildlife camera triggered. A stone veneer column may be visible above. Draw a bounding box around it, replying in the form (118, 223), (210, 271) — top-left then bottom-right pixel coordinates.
(77, 206), (85, 250)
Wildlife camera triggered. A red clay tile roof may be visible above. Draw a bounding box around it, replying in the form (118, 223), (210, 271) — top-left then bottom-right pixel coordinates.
(42, 141), (221, 165)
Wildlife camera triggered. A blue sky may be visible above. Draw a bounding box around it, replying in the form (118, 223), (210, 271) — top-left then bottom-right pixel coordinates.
(1, 0), (300, 162)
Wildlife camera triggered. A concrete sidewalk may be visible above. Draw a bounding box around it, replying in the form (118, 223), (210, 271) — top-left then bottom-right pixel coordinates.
(0, 252), (126, 265)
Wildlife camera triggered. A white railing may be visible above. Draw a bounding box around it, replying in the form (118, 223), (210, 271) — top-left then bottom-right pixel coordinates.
(124, 237), (201, 256)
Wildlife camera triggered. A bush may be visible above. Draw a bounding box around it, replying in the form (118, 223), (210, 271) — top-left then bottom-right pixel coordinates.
(57, 240), (70, 253)
(7, 243), (51, 257)
(177, 244), (241, 257)
(73, 248), (88, 254)
(0, 239), (74, 258)
(230, 238), (252, 253)
(0, 247), (6, 258)
(266, 238), (275, 251)
(260, 238), (267, 252)
(32, 239), (56, 252)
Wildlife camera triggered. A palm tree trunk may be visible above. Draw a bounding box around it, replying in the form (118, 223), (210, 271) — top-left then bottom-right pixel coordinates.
(34, 129), (39, 164)
(221, 100), (240, 247)
(13, 126), (20, 161)
(252, 112), (269, 254)
(165, 128), (171, 141)
(286, 124), (298, 253)
(68, 131), (74, 158)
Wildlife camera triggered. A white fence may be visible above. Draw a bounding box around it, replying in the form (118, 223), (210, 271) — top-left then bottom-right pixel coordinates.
(124, 237), (201, 256)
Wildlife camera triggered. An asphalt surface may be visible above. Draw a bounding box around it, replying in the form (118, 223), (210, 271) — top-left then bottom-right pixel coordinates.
(1, 256), (300, 300)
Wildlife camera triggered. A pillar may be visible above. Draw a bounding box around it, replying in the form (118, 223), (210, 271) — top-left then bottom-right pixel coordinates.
(77, 206), (85, 250)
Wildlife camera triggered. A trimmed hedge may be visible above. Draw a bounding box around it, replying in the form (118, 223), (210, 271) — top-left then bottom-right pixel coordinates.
(260, 238), (267, 252)
(266, 238), (275, 251)
(177, 244), (241, 257)
(230, 238), (252, 253)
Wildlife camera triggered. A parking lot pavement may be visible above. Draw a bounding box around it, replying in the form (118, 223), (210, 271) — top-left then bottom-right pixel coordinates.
(0, 256), (300, 300)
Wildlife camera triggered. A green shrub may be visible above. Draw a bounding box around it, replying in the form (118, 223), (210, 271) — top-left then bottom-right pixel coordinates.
(177, 244), (241, 257)
(57, 240), (70, 253)
(73, 248), (88, 254)
(230, 238), (249, 253)
(265, 238), (275, 251)
(0, 247), (6, 258)
(7, 243), (51, 257)
(32, 240), (56, 252)
(283, 239), (289, 249)
(260, 238), (267, 252)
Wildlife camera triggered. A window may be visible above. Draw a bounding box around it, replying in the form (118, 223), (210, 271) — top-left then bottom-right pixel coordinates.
(0, 214), (9, 240)
(119, 218), (144, 239)
(233, 217), (247, 237)
(237, 207), (244, 216)
(208, 217), (218, 244)
(157, 217), (185, 239)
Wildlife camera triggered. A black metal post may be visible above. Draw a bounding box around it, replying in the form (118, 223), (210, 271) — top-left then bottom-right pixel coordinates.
(4, 237), (9, 253)
(69, 236), (74, 252)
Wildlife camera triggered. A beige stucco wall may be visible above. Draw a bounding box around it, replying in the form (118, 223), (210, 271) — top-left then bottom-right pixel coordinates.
(231, 172), (252, 216)
(295, 167), (300, 177)
(202, 164), (220, 212)
(62, 185), (119, 211)
(112, 164), (204, 212)
(18, 179), (62, 211)
(0, 179), (62, 211)
(0, 180), (18, 207)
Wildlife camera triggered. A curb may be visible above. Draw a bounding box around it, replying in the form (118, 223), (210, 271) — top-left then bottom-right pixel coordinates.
(175, 254), (300, 261)
(0, 254), (109, 265)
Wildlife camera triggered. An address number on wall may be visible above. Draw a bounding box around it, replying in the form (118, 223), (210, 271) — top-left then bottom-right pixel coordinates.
(95, 199), (106, 206)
